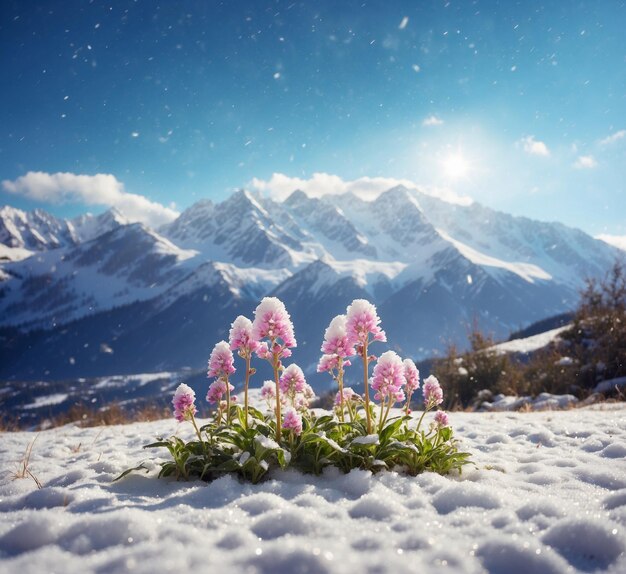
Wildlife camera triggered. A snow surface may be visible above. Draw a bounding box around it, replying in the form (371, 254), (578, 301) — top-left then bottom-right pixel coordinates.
(491, 325), (571, 355)
(1, 407), (625, 573)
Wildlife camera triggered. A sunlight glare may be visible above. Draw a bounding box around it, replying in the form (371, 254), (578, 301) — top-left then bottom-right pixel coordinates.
(442, 153), (470, 179)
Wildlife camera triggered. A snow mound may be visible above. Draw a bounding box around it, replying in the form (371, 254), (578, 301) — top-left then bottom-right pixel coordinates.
(0, 407), (625, 573)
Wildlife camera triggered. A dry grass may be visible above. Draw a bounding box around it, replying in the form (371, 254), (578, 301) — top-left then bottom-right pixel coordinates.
(41, 402), (172, 429)
(11, 434), (43, 489)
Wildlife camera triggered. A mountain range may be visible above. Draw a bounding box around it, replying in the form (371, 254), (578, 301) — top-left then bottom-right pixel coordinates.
(0, 186), (621, 387)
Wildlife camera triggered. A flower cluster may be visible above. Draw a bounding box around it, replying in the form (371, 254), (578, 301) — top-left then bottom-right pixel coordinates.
(128, 296), (470, 486)
(371, 351), (406, 403)
(172, 384), (196, 422)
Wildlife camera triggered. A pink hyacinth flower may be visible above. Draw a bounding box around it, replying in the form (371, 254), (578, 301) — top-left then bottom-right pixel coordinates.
(206, 379), (234, 404)
(434, 410), (450, 428)
(345, 299), (386, 346)
(317, 354), (351, 373)
(282, 408), (303, 436)
(207, 341), (236, 379)
(423, 375), (444, 407)
(229, 315), (259, 356)
(321, 314), (356, 358)
(260, 380), (276, 400)
(371, 350), (406, 403)
(279, 363), (306, 396)
(172, 383), (197, 422)
(251, 297), (296, 347)
(403, 359), (420, 394)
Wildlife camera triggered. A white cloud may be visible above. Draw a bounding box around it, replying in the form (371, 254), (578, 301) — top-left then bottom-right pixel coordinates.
(599, 129), (626, 146)
(573, 155), (598, 169)
(398, 16), (409, 30)
(249, 172), (473, 205)
(2, 171), (178, 227)
(519, 136), (550, 157)
(422, 115), (444, 127)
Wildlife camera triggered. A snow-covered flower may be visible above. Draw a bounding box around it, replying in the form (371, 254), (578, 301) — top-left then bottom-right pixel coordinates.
(321, 314), (356, 358)
(260, 380), (276, 401)
(403, 359), (420, 394)
(207, 341), (236, 379)
(423, 375), (444, 407)
(371, 350), (406, 403)
(206, 379), (234, 404)
(229, 315), (259, 356)
(172, 383), (197, 422)
(252, 297), (296, 347)
(345, 299), (386, 346)
(282, 408), (303, 436)
(434, 410), (450, 428)
(279, 363), (306, 396)
(334, 387), (359, 407)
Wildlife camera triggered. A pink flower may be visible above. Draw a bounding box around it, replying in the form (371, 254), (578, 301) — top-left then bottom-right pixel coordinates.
(279, 363), (306, 396)
(282, 408), (303, 436)
(345, 299), (386, 346)
(206, 379), (234, 404)
(334, 387), (360, 407)
(371, 350), (405, 404)
(403, 359), (420, 394)
(317, 354), (351, 373)
(423, 375), (444, 407)
(229, 315), (259, 356)
(434, 410), (450, 428)
(321, 315), (356, 358)
(207, 341), (236, 379)
(260, 380), (276, 401)
(252, 297), (296, 347)
(256, 342), (271, 360)
(172, 383), (197, 422)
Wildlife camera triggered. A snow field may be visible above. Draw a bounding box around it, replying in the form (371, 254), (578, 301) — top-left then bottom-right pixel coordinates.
(0, 407), (625, 573)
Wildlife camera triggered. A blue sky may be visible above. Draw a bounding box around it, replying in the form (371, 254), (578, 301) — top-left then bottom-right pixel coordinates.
(1, 0), (625, 235)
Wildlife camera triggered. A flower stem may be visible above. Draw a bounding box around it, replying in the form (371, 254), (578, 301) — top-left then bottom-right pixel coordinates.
(244, 355), (251, 430)
(225, 376), (231, 425)
(338, 357), (345, 423)
(380, 398), (393, 432)
(405, 391), (413, 416)
(415, 405), (430, 434)
(190, 414), (203, 443)
(273, 340), (282, 442)
(362, 340), (372, 434)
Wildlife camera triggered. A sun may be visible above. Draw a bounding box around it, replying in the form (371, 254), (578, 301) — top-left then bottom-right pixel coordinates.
(442, 153), (470, 179)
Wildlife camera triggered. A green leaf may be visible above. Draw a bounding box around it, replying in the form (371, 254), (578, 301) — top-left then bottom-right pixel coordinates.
(113, 462), (149, 482)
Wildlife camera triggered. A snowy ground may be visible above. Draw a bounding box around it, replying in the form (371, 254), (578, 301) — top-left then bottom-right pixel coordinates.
(1, 407), (625, 574)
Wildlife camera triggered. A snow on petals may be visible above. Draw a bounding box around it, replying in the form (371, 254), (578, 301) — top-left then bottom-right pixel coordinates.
(172, 383), (197, 422)
(321, 314), (356, 358)
(229, 315), (259, 356)
(371, 350), (406, 403)
(279, 363), (306, 396)
(345, 299), (386, 345)
(207, 341), (236, 379)
(251, 297), (296, 347)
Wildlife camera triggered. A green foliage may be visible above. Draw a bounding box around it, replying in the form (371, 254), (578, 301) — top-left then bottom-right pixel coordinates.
(128, 404), (472, 484)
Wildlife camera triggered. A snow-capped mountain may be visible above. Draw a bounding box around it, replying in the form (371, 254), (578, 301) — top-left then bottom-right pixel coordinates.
(0, 186), (621, 384)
